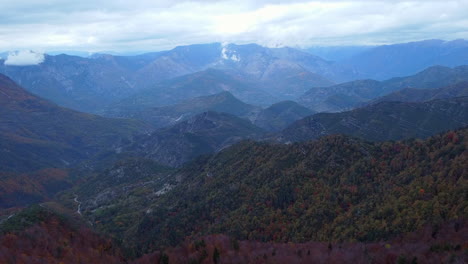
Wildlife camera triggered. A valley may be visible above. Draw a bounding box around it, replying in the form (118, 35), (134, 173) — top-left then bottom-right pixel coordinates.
(0, 38), (467, 264)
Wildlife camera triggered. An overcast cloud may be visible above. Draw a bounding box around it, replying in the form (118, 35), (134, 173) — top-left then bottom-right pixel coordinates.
(0, 0), (467, 53)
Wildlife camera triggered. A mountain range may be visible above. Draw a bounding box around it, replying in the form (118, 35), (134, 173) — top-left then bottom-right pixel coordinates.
(0, 43), (343, 113)
(299, 65), (468, 112)
(103, 95), (468, 169)
(2, 67), (466, 172)
(304, 45), (374, 61)
(104, 69), (277, 114)
(370, 81), (468, 104)
(343, 39), (468, 80)
(109, 91), (314, 132)
(2, 40), (468, 115)
(1, 39), (468, 264)
(280, 97), (468, 142)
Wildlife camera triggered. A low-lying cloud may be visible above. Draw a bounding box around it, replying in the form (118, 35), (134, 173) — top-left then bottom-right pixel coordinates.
(5, 50), (45, 66)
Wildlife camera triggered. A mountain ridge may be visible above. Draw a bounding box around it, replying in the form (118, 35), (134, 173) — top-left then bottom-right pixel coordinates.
(370, 81), (468, 104)
(344, 39), (468, 80)
(281, 96), (468, 142)
(299, 65), (468, 112)
(117, 91), (261, 129)
(1, 43), (340, 113)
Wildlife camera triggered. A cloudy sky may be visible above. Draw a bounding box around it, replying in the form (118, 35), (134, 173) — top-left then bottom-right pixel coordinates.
(1, 0), (468, 53)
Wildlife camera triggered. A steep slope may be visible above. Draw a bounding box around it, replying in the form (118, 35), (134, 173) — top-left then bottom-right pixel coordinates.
(124, 111), (265, 167)
(269, 46), (358, 82)
(345, 39), (468, 80)
(70, 128), (467, 255)
(215, 44), (340, 96)
(371, 81), (468, 104)
(0, 169), (70, 209)
(0, 74), (147, 172)
(0, 205), (125, 263)
(108, 91), (261, 128)
(253, 101), (315, 131)
(280, 97), (468, 142)
(299, 65), (468, 112)
(132, 43), (225, 87)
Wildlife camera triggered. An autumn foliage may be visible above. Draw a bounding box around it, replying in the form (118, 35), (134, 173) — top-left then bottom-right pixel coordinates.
(0, 168), (70, 208)
(134, 219), (467, 264)
(115, 128), (467, 254)
(0, 206), (124, 264)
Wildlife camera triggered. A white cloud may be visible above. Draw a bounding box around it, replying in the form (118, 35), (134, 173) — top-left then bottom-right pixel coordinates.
(0, 0), (467, 52)
(5, 50), (45, 66)
(221, 43), (241, 61)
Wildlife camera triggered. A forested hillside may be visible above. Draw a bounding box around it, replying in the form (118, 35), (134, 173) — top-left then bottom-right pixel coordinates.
(71, 128), (467, 256)
(280, 97), (468, 142)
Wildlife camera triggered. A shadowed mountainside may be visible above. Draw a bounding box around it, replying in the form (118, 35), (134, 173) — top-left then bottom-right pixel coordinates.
(0, 74), (148, 172)
(280, 97), (468, 143)
(123, 111), (265, 167)
(370, 81), (468, 104)
(253, 100), (315, 131)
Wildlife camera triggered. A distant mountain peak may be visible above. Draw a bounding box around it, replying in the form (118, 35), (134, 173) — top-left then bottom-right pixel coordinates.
(209, 90), (236, 100)
(176, 111), (255, 132)
(417, 65), (452, 73)
(252, 100), (314, 131)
